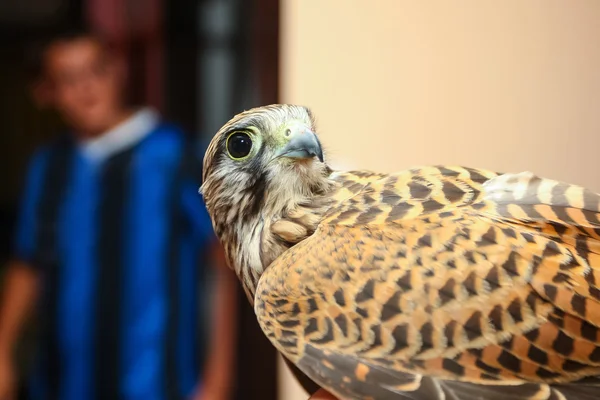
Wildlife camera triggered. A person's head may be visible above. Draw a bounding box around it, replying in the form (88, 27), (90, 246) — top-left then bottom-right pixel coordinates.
(30, 29), (126, 138)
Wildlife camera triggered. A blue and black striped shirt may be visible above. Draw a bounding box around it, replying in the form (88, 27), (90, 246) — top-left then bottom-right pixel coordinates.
(14, 115), (214, 400)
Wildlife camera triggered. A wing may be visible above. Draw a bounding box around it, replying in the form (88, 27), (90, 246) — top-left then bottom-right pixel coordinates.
(255, 166), (600, 399)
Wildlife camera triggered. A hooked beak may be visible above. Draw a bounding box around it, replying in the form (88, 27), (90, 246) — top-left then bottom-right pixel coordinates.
(277, 129), (324, 163)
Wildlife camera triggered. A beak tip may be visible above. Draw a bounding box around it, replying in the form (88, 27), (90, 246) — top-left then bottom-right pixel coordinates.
(316, 151), (324, 163)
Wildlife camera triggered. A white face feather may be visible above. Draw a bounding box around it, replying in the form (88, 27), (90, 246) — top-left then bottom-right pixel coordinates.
(200, 104), (334, 302)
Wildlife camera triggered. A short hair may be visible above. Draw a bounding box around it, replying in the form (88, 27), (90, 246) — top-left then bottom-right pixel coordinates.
(24, 26), (113, 82)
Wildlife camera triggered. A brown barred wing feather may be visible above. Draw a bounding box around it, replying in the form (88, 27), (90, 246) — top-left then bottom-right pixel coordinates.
(255, 166), (600, 399)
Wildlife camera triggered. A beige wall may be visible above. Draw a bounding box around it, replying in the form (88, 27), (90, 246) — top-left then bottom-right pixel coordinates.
(278, 1), (600, 398)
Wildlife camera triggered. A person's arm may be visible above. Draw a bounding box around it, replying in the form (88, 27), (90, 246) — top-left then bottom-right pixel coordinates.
(196, 244), (238, 400)
(0, 261), (39, 356)
(0, 260), (40, 399)
(0, 148), (47, 399)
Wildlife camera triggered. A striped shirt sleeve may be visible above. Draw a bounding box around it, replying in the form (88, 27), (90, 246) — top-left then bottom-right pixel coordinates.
(180, 178), (217, 246)
(13, 148), (49, 263)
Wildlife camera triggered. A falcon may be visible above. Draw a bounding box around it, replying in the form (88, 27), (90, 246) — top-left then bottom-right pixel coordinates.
(200, 104), (600, 399)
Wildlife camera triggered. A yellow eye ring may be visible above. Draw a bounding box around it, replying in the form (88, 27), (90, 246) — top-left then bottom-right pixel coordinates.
(226, 131), (253, 160)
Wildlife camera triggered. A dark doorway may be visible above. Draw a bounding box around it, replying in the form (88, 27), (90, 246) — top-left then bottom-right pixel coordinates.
(194, 1), (281, 399)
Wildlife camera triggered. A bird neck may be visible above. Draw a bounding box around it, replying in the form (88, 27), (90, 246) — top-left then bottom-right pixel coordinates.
(230, 167), (344, 303)
(234, 169), (392, 303)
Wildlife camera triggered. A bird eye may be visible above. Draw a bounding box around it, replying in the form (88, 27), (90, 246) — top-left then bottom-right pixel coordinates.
(226, 132), (253, 159)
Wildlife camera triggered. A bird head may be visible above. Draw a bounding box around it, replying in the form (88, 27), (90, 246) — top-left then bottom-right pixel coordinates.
(201, 104), (334, 297)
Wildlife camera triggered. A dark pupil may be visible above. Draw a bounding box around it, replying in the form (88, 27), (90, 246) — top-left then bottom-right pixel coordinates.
(228, 132), (253, 159)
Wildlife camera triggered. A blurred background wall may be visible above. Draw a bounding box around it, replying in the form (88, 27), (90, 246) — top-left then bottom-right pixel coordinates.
(279, 1), (600, 398)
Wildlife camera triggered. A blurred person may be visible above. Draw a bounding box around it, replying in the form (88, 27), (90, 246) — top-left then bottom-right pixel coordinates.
(0, 29), (237, 400)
